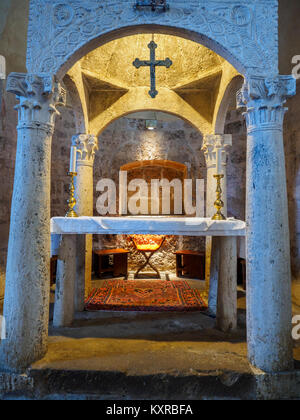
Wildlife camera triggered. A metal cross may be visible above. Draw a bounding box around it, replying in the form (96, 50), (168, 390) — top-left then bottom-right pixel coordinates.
(133, 41), (173, 98)
(134, 1), (169, 12)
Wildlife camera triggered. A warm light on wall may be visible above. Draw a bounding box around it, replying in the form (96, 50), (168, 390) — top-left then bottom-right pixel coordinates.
(146, 119), (157, 130)
(131, 235), (165, 251)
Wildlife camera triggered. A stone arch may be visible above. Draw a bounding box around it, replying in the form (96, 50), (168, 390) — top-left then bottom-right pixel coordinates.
(120, 160), (188, 217)
(63, 74), (87, 133)
(120, 160), (188, 178)
(214, 75), (244, 134)
(27, 1), (278, 78)
(90, 87), (209, 136)
(63, 69), (88, 133)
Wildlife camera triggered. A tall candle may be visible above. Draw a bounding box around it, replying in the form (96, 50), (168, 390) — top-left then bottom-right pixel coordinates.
(216, 147), (222, 174)
(69, 146), (77, 173)
(119, 171), (128, 215)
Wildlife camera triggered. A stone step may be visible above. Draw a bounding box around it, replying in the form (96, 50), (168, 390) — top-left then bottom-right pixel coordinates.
(1, 368), (300, 400)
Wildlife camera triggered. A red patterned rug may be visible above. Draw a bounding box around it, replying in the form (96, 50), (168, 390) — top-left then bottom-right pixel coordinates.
(85, 280), (208, 312)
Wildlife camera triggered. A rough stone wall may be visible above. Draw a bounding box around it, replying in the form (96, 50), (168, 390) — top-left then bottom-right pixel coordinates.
(278, 0), (300, 75)
(51, 106), (77, 218)
(284, 82), (300, 309)
(0, 90), (17, 301)
(225, 108), (247, 221)
(0, 0), (29, 75)
(0, 0), (30, 301)
(285, 85), (300, 278)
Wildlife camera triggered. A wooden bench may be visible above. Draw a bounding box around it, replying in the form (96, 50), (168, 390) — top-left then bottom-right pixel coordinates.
(50, 255), (58, 287)
(93, 249), (130, 279)
(237, 258), (246, 290)
(175, 250), (205, 280)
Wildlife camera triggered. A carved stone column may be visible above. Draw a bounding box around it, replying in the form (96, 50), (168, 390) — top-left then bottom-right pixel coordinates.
(202, 134), (232, 314)
(0, 73), (65, 372)
(73, 134), (98, 311)
(237, 75), (296, 372)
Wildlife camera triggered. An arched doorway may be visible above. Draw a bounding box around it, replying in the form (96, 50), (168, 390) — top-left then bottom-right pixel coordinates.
(2, 1), (296, 379)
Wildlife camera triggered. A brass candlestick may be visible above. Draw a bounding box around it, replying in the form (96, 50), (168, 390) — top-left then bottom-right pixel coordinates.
(66, 172), (78, 218)
(212, 174), (226, 221)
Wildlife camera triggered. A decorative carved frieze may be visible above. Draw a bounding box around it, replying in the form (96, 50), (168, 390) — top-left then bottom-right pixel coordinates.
(72, 134), (98, 166)
(202, 134), (232, 170)
(237, 76), (296, 132)
(6, 73), (66, 133)
(27, 0), (278, 77)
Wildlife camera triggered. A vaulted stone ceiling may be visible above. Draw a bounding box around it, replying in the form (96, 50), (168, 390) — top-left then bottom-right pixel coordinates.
(66, 34), (240, 135)
(81, 34), (223, 89)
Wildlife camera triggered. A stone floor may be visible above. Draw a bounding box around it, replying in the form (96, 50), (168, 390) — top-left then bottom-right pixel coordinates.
(43, 276), (248, 374)
(1, 276), (300, 399)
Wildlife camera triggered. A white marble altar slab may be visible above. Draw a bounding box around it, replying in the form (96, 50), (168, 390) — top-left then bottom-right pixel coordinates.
(51, 216), (246, 237)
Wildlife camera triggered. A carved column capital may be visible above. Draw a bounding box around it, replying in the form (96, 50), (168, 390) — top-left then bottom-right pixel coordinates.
(237, 75), (296, 133)
(202, 134), (232, 170)
(6, 73), (66, 134)
(72, 134), (98, 167)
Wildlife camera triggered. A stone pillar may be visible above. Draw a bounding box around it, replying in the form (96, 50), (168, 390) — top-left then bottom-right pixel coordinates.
(202, 134), (232, 314)
(216, 236), (237, 332)
(72, 134), (98, 311)
(0, 73), (65, 372)
(53, 235), (76, 328)
(237, 75), (296, 372)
